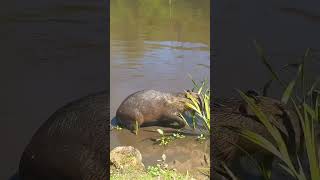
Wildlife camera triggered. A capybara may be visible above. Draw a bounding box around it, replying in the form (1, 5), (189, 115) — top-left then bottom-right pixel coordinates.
(116, 89), (199, 134)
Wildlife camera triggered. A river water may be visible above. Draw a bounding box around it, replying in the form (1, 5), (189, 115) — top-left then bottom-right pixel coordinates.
(110, 0), (210, 119)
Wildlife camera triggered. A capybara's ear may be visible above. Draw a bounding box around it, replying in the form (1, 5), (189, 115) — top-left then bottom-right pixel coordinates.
(186, 89), (191, 92)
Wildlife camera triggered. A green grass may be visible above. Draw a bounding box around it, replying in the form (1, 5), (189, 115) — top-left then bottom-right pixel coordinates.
(229, 41), (320, 180)
(111, 162), (195, 180)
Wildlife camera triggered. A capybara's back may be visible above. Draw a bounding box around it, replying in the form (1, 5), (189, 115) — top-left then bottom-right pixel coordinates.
(19, 91), (108, 180)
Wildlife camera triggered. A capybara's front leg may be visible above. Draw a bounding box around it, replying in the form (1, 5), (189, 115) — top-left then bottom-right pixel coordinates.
(131, 112), (143, 135)
(134, 120), (140, 135)
(165, 112), (187, 129)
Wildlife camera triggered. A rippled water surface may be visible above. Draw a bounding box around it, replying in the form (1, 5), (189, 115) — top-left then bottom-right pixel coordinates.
(110, 0), (211, 119)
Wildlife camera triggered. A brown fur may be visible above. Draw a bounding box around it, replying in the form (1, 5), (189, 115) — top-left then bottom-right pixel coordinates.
(19, 91), (108, 180)
(116, 89), (198, 133)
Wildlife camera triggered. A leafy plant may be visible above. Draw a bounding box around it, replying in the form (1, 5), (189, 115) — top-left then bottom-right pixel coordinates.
(172, 132), (186, 139)
(180, 75), (210, 135)
(196, 134), (206, 143)
(237, 90), (304, 179)
(233, 41), (320, 180)
(146, 154), (195, 179)
(155, 129), (186, 146)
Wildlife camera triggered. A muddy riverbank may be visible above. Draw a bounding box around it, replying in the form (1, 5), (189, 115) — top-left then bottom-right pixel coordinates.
(110, 126), (210, 179)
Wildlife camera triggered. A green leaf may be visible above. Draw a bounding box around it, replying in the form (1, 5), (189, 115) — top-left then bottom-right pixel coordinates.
(204, 96), (210, 121)
(253, 40), (284, 87)
(185, 102), (201, 114)
(281, 80), (296, 104)
(316, 95), (319, 123)
(197, 81), (204, 94)
(221, 162), (238, 180)
(281, 63), (302, 104)
(307, 78), (320, 96)
(237, 128), (282, 159)
(225, 139), (267, 178)
(186, 92), (201, 111)
(178, 113), (190, 128)
(301, 48), (311, 102)
(278, 163), (295, 178)
(238, 90), (284, 144)
(186, 91), (200, 104)
(303, 103), (316, 120)
(302, 103), (320, 180)
(297, 153), (307, 179)
(188, 74), (199, 89)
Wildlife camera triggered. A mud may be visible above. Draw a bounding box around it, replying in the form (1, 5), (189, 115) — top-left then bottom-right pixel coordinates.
(110, 126), (209, 179)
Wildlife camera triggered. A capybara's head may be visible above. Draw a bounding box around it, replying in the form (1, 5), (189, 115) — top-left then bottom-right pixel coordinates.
(238, 95), (284, 117)
(174, 90), (202, 112)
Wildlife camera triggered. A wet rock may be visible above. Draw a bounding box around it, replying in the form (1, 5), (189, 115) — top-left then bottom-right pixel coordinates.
(110, 146), (145, 172)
